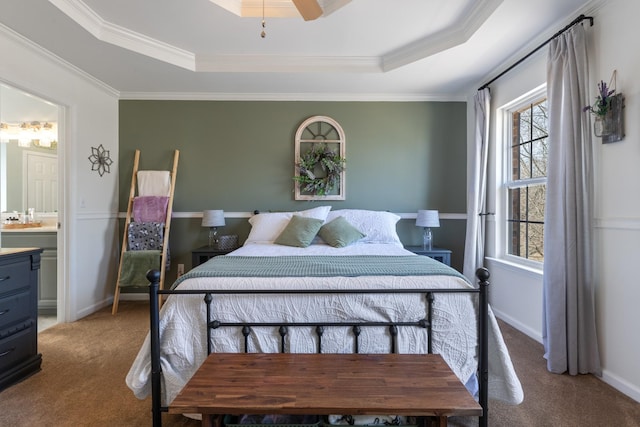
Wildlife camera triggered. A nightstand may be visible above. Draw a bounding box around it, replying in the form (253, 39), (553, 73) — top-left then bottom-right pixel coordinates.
(191, 246), (234, 268)
(404, 246), (452, 267)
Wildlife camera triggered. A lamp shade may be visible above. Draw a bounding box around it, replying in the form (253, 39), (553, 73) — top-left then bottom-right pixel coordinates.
(202, 210), (225, 227)
(416, 210), (440, 228)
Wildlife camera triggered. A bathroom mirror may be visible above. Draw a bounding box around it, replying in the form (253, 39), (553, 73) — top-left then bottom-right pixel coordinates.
(0, 84), (59, 216)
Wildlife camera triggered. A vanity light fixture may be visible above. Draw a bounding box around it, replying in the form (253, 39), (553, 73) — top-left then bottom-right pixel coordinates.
(0, 123), (9, 142)
(0, 121), (57, 148)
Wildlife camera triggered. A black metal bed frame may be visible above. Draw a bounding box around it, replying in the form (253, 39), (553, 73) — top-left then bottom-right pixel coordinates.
(147, 268), (490, 427)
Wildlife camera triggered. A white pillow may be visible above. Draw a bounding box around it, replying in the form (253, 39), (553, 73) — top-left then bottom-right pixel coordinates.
(324, 209), (402, 246)
(245, 206), (331, 244)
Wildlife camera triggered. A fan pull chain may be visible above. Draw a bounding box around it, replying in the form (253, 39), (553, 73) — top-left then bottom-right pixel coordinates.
(260, 0), (266, 38)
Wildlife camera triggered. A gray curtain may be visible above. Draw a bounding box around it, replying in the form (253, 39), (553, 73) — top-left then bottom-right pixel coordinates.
(543, 24), (601, 375)
(463, 88), (490, 282)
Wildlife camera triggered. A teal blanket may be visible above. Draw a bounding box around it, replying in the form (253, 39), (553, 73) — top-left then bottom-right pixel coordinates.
(172, 255), (467, 289)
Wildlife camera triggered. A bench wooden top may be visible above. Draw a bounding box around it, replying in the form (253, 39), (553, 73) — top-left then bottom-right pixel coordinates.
(169, 353), (482, 418)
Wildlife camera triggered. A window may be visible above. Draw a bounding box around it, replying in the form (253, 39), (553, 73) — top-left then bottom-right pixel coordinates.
(505, 97), (548, 263)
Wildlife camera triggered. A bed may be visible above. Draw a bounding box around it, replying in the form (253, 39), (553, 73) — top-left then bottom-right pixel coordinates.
(126, 207), (523, 426)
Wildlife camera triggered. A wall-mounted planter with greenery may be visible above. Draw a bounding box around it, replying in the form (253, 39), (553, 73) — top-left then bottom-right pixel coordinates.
(595, 93), (624, 143)
(584, 76), (625, 143)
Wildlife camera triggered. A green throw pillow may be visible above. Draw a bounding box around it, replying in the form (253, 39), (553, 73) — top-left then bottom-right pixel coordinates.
(274, 215), (324, 248)
(318, 216), (366, 248)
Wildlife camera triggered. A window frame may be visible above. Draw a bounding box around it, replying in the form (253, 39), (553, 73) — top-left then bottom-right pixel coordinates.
(496, 85), (547, 271)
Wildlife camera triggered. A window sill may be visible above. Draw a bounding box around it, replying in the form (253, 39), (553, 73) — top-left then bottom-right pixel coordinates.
(485, 257), (543, 279)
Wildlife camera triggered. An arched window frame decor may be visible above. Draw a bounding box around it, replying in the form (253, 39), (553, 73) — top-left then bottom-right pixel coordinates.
(294, 115), (346, 201)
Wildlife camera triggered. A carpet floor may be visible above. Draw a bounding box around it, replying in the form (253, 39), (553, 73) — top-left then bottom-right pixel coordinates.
(0, 301), (638, 426)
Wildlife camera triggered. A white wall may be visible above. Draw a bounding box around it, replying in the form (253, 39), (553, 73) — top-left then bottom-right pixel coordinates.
(0, 24), (120, 321)
(472, 0), (640, 402)
(590, 0), (640, 402)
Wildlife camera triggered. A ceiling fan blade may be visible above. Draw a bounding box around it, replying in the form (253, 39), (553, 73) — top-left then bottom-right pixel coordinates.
(292, 0), (323, 21)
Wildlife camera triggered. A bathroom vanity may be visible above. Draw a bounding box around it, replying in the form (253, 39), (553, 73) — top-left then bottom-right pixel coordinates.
(1, 225), (57, 314)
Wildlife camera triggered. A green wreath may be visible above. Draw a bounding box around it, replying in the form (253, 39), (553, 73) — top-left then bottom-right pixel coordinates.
(294, 144), (345, 196)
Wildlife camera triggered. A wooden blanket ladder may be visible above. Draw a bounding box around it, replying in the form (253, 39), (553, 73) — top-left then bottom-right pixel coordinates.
(112, 149), (179, 315)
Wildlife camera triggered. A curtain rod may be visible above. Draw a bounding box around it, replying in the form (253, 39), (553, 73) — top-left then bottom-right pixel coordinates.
(478, 14), (594, 91)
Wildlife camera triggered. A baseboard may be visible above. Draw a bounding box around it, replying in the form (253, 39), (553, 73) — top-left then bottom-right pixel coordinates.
(71, 294), (149, 321)
(493, 307), (640, 404)
(491, 307), (543, 343)
(601, 369), (640, 403)
(75, 298), (112, 320)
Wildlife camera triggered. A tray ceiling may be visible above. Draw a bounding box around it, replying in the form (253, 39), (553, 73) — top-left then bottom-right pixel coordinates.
(0, 0), (595, 98)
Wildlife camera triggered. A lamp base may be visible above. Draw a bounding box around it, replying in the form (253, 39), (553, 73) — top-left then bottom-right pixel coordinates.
(208, 227), (219, 247)
(422, 228), (433, 251)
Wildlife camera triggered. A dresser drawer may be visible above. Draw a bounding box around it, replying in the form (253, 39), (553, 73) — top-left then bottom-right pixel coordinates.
(0, 327), (37, 372)
(0, 290), (32, 332)
(0, 249), (42, 391)
(0, 258), (31, 296)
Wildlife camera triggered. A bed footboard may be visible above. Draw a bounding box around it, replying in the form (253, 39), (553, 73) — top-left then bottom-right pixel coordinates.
(146, 268), (490, 427)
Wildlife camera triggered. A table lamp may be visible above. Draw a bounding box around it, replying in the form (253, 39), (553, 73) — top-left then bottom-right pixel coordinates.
(202, 210), (225, 247)
(416, 210), (440, 251)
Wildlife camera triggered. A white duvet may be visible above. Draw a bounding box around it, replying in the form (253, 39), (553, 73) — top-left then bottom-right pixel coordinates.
(126, 243), (523, 406)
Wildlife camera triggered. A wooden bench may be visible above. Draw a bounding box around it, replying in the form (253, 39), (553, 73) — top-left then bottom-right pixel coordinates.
(169, 352), (482, 427)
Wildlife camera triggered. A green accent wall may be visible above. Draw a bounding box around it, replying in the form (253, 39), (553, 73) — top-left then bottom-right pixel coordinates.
(119, 100), (467, 273)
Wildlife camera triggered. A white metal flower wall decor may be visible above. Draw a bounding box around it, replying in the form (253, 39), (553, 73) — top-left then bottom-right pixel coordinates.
(88, 144), (113, 176)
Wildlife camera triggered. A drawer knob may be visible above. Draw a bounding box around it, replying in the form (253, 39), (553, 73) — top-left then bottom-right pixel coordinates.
(0, 275), (10, 282)
(0, 309), (9, 316)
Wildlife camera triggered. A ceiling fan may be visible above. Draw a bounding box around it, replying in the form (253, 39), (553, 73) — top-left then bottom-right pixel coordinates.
(291, 0), (323, 21)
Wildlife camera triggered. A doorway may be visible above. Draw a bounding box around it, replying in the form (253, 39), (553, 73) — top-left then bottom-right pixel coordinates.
(0, 83), (62, 331)
(24, 151), (58, 213)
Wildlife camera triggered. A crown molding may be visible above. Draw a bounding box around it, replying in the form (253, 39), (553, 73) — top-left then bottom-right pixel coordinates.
(99, 20), (194, 70)
(1, 11), (468, 103)
(49, 0), (195, 70)
(119, 91), (468, 102)
(195, 54), (380, 73)
(0, 23), (119, 98)
(50, 0), (502, 75)
(382, 0), (504, 72)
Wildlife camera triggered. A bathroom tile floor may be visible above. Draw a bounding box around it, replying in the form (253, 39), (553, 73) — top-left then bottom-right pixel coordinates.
(38, 315), (57, 333)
